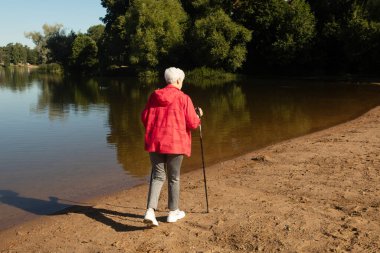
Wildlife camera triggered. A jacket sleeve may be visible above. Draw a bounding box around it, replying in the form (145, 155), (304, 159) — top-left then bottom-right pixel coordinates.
(141, 94), (153, 128)
(184, 95), (201, 130)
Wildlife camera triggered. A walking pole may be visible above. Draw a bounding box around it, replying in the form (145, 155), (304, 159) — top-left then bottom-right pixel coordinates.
(196, 107), (209, 213)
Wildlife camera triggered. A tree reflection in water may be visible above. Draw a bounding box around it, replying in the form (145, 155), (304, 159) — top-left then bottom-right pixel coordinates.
(2, 68), (379, 178)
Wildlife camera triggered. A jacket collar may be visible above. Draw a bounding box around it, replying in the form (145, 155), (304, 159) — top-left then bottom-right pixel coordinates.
(166, 84), (180, 90)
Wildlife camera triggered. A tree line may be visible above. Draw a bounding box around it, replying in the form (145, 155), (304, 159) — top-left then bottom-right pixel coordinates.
(0, 43), (38, 66)
(2, 0), (380, 76)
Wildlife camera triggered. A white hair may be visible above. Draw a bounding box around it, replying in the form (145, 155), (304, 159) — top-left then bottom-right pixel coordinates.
(164, 67), (185, 84)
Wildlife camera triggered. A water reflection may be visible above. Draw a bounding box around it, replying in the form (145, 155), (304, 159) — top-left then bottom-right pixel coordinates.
(105, 79), (155, 176)
(33, 78), (108, 120)
(1, 68), (380, 178)
(2, 68), (380, 175)
(185, 79), (380, 166)
(0, 67), (36, 91)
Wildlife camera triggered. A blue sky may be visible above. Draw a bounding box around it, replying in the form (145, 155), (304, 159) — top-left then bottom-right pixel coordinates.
(0, 0), (106, 47)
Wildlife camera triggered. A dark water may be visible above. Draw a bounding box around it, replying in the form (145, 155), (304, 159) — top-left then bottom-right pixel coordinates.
(1, 67), (380, 230)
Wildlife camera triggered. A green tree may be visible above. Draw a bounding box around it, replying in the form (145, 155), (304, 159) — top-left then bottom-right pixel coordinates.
(306, 0), (352, 72)
(101, 0), (130, 25)
(125, 0), (188, 72)
(87, 25), (106, 69)
(100, 0), (130, 66)
(1, 44), (35, 66)
(87, 24), (105, 45)
(46, 30), (77, 67)
(0, 47), (6, 65)
(307, 0), (380, 73)
(233, 0), (316, 70)
(5, 43), (28, 64)
(25, 23), (63, 64)
(190, 8), (252, 71)
(306, 0), (356, 28)
(16, 43), (28, 64)
(0, 47), (10, 66)
(366, 0), (380, 21)
(181, 0), (238, 18)
(27, 48), (39, 65)
(0, 48), (3, 63)
(343, 5), (380, 72)
(70, 34), (99, 72)
(7, 43), (19, 64)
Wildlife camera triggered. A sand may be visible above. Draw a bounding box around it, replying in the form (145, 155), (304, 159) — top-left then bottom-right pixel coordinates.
(0, 106), (379, 253)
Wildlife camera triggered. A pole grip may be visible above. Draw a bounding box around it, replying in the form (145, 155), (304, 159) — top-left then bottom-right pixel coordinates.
(195, 107), (202, 118)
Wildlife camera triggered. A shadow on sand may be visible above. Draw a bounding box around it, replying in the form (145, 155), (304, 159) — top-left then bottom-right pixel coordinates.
(0, 190), (148, 232)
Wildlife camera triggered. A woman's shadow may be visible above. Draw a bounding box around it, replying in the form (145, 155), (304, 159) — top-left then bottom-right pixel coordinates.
(0, 190), (147, 232)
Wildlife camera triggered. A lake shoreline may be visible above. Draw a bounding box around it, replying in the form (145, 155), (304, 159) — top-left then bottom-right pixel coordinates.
(1, 106), (379, 252)
(3, 64), (379, 83)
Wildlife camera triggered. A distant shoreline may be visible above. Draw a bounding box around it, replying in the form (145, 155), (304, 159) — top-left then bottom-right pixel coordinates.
(2, 64), (380, 83)
(0, 63), (38, 68)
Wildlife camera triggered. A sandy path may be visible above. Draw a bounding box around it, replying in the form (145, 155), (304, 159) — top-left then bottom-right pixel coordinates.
(0, 106), (379, 253)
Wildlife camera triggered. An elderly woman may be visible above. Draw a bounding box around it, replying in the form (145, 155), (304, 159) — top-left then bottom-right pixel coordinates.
(141, 67), (203, 226)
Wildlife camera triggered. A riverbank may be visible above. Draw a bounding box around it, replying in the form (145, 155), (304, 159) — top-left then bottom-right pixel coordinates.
(0, 64), (38, 68)
(1, 106), (379, 252)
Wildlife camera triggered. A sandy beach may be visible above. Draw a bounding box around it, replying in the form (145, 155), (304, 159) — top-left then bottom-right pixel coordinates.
(0, 106), (379, 253)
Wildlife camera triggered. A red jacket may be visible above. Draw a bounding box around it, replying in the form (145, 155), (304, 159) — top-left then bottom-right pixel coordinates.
(141, 84), (200, 157)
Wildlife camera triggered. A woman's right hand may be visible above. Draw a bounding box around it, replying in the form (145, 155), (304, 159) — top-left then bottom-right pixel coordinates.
(195, 107), (203, 118)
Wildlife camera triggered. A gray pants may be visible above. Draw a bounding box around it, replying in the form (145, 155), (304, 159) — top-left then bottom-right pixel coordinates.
(147, 152), (184, 211)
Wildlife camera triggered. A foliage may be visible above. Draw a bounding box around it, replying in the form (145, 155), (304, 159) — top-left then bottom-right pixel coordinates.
(232, 0), (316, 70)
(100, 0), (130, 66)
(27, 48), (39, 65)
(46, 30), (77, 67)
(343, 6), (380, 73)
(306, 0), (356, 27)
(87, 25), (105, 45)
(9, 43), (27, 64)
(125, 0), (188, 73)
(25, 24), (64, 64)
(0, 43), (37, 66)
(0, 48), (7, 65)
(95, 0), (379, 73)
(366, 0), (380, 21)
(70, 35), (99, 72)
(100, 0), (130, 26)
(17, 0), (380, 76)
(189, 8), (252, 71)
(181, 0), (238, 18)
(307, 0), (380, 73)
(87, 25), (106, 70)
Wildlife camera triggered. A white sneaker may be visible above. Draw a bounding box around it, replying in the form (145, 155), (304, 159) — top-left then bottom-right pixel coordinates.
(143, 208), (159, 226)
(167, 209), (186, 223)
